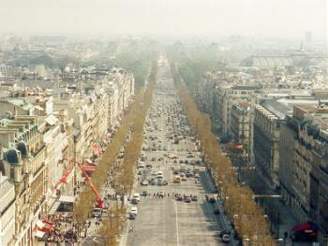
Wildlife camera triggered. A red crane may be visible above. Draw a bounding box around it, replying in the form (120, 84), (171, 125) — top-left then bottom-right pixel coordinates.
(53, 160), (74, 194)
(77, 162), (105, 208)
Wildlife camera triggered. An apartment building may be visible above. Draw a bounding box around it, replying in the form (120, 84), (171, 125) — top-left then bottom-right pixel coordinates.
(0, 173), (16, 246)
(0, 115), (47, 246)
(279, 104), (328, 244)
(230, 102), (251, 155)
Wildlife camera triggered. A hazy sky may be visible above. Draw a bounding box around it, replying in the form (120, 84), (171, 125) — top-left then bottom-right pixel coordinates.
(0, 0), (327, 39)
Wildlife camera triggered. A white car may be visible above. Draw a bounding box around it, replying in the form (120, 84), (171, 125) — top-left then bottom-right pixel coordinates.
(132, 193), (140, 202)
(130, 206), (138, 215)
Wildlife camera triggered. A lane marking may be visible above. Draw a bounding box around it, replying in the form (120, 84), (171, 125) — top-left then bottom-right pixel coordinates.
(174, 200), (180, 246)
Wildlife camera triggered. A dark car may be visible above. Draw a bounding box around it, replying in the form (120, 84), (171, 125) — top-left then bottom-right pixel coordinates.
(176, 194), (183, 201)
(191, 195), (198, 201)
(129, 213), (136, 220)
(184, 196), (191, 203)
(186, 172), (193, 178)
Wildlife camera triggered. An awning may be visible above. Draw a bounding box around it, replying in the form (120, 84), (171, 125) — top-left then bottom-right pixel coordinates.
(59, 195), (75, 203)
(34, 230), (45, 239)
(82, 164), (96, 172)
(36, 220), (45, 228)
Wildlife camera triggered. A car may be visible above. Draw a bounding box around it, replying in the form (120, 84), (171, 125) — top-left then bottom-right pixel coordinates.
(184, 196), (191, 203)
(128, 213), (136, 220)
(206, 194), (216, 203)
(221, 233), (231, 243)
(219, 230), (231, 243)
(131, 193), (140, 204)
(181, 176), (187, 181)
(130, 206), (138, 215)
(176, 194), (183, 201)
(146, 163), (152, 168)
(138, 163), (145, 169)
(92, 208), (102, 218)
(161, 180), (168, 186)
(173, 176), (181, 183)
(186, 172), (193, 178)
(191, 195), (198, 201)
(141, 180), (149, 186)
(141, 191), (148, 196)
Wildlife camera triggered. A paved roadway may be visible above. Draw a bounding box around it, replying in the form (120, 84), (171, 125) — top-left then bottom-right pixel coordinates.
(121, 57), (225, 246)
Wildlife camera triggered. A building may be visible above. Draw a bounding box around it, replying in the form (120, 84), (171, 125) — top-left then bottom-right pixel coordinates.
(230, 102), (251, 155)
(0, 173), (16, 246)
(253, 100), (288, 190)
(279, 104), (328, 244)
(0, 115), (47, 246)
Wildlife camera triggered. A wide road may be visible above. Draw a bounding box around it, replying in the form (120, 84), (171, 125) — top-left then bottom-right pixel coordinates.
(121, 57), (225, 246)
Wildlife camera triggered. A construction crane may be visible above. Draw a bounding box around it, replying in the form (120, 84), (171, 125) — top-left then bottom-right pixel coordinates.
(54, 160), (104, 208)
(52, 160), (74, 195)
(92, 143), (103, 157)
(77, 162), (105, 208)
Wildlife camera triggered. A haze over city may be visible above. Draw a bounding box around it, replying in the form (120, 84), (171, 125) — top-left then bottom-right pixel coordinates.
(0, 0), (327, 39)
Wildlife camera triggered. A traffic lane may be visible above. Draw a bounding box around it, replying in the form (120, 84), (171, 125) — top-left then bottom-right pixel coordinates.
(126, 198), (178, 246)
(177, 201), (222, 246)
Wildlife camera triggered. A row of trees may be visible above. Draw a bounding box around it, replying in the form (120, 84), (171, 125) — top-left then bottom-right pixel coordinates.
(97, 61), (156, 246)
(171, 63), (276, 245)
(73, 60), (157, 245)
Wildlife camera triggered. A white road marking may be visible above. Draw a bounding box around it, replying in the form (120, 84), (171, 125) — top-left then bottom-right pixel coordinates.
(174, 200), (180, 246)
